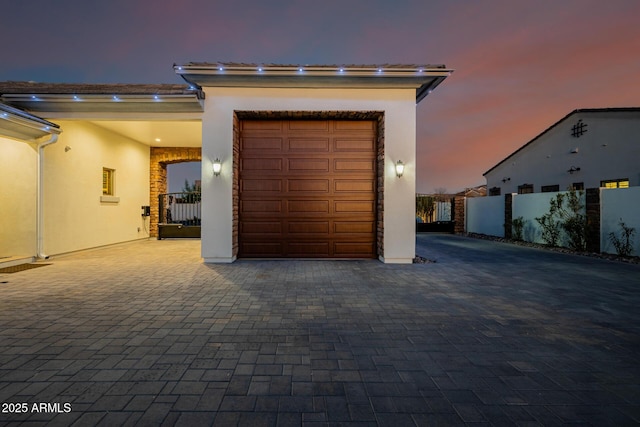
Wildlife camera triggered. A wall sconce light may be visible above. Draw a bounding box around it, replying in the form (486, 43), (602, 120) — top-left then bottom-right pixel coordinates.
(395, 160), (405, 178)
(568, 166), (581, 174)
(212, 158), (222, 176)
(502, 177), (511, 183)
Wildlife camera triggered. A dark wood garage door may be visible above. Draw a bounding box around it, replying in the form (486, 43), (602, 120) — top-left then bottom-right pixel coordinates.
(239, 119), (376, 258)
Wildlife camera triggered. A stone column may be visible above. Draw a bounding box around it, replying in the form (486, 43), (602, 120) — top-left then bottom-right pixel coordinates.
(585, 188), (600, 253)
(504, 193), (513, 239)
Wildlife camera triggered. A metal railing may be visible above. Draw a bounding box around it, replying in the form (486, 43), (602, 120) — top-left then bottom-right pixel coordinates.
(158, 192), (201, 226)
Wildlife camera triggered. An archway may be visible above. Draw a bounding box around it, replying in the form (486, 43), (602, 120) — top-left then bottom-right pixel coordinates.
(149, 147), (201, 237)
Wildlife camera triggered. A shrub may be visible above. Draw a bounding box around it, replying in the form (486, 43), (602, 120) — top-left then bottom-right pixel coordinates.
(512, 216), (525, 241)
(609, 219), (636, 257)
(535, 189), (586, 250)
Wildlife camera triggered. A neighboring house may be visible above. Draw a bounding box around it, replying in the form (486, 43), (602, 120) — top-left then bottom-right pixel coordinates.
(456, 185), (486, 198)
(0, 62), (451, 264)
(484, 108), (640, 195)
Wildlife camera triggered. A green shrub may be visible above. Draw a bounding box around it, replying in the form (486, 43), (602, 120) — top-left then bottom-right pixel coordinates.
(609, 219), (636, 257)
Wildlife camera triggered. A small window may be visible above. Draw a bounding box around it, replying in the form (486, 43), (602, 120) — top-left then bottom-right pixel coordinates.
(489, 187), (501, 196)
(518, 184), (534, 194)
(103, 168), (115, 195)
(601, 179), (629, 189)
(571, 182), (584, 191)
(541, 184), (560, 193)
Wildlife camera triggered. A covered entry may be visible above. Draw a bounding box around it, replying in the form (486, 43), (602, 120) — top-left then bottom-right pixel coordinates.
(239, 119), (377, 258)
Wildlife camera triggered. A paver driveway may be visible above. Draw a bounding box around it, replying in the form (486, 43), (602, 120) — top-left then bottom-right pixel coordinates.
(0, 234), (639, 426)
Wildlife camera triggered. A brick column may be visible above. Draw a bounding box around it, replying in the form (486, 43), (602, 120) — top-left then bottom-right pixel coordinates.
(504, 193), (513, 239)
(585, 188), (600, 253)
(453, 197), (465, 234)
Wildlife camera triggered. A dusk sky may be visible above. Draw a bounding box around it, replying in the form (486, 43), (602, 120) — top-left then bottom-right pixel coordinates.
(2, 0), (639, 193)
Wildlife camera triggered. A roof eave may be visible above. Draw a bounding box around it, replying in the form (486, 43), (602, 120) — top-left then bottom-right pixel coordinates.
(175, 63), (452, 102)
(0, 103), (61, 142)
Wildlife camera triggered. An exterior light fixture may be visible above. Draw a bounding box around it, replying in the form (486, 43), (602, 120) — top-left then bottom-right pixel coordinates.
(502, 177), (511, 183)
(212, 158), (222, 176)
(568, 166), (581, 174)
(395, 160), (405, 178)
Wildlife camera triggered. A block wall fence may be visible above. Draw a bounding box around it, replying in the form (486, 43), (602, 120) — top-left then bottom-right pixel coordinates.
(462, 187), (640, 256)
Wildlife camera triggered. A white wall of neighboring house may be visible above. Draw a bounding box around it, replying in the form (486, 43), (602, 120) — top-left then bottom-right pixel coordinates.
(200, 87), (417, 263)
(485, 110), (640, 194)
(42, 120), (150, 255)
(0, 136), (37, 257)
(601, 187), (640, 256)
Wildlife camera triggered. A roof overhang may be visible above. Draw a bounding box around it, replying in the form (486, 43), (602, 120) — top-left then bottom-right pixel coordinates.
(0, 102), (61, 142)
(175, 63), (452, 103)
(0, 82), (204, 115)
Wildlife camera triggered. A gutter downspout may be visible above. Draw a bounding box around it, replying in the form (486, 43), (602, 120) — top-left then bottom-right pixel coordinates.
(36, 134), (59, 259)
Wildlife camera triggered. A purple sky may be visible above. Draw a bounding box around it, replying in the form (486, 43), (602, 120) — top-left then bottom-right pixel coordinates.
(2, 0), (639, 193)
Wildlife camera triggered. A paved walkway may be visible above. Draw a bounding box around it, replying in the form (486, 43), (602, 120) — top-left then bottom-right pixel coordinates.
(0, 235), (639, 426)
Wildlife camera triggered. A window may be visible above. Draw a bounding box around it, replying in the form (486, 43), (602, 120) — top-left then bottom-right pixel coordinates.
(571, 182), (584, 191)
(601, 179), (629, 189)
(489, 187), (501, 196)
(517, 184), (534, 194)
(541, 185), (560, 193)
(103, 168), (115, 195)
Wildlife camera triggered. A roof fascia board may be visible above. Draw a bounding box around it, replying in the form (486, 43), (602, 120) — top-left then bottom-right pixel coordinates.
(0, 103), (61, 141)
(175, 63), (452, 102)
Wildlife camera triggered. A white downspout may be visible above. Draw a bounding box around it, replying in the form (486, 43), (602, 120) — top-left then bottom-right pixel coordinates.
(36, 134), (59, 259)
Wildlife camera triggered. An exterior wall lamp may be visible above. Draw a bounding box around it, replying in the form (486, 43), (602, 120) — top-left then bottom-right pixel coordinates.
(212, 158), (222, 176)
(395, 160), (405, 178)
(568, 166), (581, 174)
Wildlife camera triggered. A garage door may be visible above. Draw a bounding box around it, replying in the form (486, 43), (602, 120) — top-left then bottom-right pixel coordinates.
(239, 119), (377, 258)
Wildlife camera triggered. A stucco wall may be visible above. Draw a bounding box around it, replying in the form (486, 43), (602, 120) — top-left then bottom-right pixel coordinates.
(486, 111), (640, 193)
(0, 137), (37, 257)
(601, 187), (640, 255)
(42, 121), (150, 255)
(466, 195), (504, 237)
(200, 87), (417, 263)
(511, 191), (586, 245)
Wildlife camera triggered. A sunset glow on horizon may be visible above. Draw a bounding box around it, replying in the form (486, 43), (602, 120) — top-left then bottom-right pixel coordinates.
(2, 0), (638, 193)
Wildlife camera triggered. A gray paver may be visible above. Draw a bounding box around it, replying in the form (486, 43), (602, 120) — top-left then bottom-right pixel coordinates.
(0, 235), (639, 425)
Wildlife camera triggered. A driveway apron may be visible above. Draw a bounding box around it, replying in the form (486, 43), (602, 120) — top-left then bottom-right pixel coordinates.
(0, 235), (638, 426)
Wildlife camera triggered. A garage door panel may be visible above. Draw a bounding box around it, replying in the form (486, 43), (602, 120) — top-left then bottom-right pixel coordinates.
(288, 138), (330, 151)
(334, 201), (375, 213)
(241, 158), (283, 171)
(334, 159), (375, 172)
(288, 242), (330, 256)
(334, 221), (375, 234)
(334, 138), (375, 152)
(288, 179), (329, 193)
(334, 120), (376, 131)
(242, 179), (282, 192)
(242, 120), (283, 131)
(241, 200), (282, 213)
(288, 200), (330, 214)
(334, 242), (376, 256)
(241, 221), (282, 234)
(241, 242), (283, 256)
(241, 137), (283, 151)
(239, 119), (376, 258)
(288, 158), (329, 172)
(288, 221), (330, 234)
(288, 120), (330, 131)
(334, 179), (375, 192)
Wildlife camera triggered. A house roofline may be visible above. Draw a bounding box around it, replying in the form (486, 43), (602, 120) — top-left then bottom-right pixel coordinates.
(0, 82), (204, 115)
(483, 107), (640, 177)
(174, 62), (453, 103)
